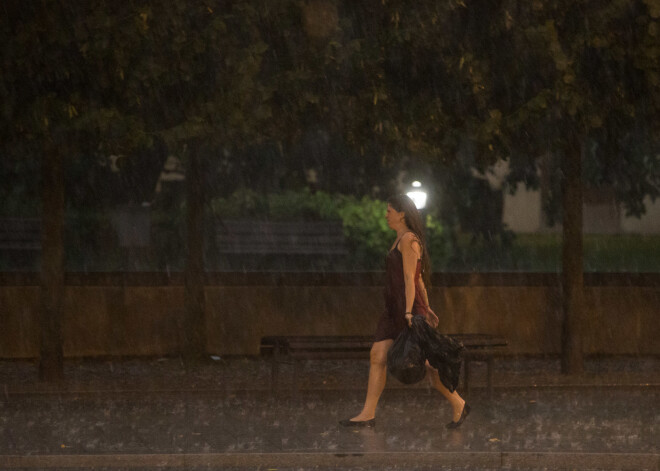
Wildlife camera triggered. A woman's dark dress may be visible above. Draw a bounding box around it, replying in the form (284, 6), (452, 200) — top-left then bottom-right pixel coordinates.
(374, 237), (429, 342)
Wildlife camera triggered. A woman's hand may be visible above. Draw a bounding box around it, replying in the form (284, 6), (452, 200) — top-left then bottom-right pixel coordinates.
(425, 308), (439, 328)
(405, 313), (413, 327)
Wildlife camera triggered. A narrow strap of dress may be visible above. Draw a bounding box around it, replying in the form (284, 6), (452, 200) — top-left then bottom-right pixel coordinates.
(395, 231), (422, 254)
(393, 231), (413, 251)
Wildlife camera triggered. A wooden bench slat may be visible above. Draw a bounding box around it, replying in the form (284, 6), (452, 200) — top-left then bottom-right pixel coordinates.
(288, 351), (370, 359)
(216, 220), (347, 256)
(219, 247), (348, 255)
(261, 334), (508, 351)
(0, 218), (41, 250)
(0, 242), (41, 250)
(455, 338), (508, 348)
(263, 336), (371, 342)
(464, 348), (501, 359)
(218, 240), (346, 247)
(289, 345), (373, 352)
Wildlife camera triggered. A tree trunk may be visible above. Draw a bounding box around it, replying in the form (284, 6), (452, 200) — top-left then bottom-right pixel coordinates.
(39, 137), (64, 382)
(184, 141), (206, 360)
(560, 137), (585, 374)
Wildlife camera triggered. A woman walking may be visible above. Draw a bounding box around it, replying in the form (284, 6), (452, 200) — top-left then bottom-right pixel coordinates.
(339, 194), (470, 429)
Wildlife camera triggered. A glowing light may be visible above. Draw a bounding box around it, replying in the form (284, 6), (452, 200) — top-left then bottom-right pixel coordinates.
(407, 181), (427, 209)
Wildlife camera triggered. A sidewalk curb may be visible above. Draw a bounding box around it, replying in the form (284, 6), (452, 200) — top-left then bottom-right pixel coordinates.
(1, 451), (658, 470)
(3, 382), (660, 396)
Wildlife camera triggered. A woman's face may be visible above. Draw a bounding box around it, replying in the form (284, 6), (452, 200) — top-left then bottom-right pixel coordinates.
(386, 204), (406, 230)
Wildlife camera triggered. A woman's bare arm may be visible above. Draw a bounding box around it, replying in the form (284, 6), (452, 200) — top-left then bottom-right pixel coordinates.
(418, 277), (439, 327)
(418, 277), (430, 307)
(401, 233), (439, 328)
(400, 232), (421, 325)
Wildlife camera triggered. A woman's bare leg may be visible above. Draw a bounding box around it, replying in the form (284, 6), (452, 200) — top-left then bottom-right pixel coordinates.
(425, 361), (466, 422)
(350, 339), (393, 421)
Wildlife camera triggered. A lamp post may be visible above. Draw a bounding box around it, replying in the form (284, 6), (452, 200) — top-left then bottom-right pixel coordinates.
(406, 181), (427, 210)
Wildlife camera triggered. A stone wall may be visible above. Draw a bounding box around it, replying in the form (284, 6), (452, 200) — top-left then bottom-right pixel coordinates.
(1, 274), (658, 358)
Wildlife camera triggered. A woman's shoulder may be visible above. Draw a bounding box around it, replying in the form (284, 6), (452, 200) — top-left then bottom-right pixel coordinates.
(400, 231), (420, 244)
(399, 231), (422, 254)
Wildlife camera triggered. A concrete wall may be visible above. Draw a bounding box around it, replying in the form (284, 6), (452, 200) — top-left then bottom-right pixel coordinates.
(622, 196), (660, 234)
(503, 187), (543, 233)
(2, 278), (658, 358)
(503, 189), (660, 234)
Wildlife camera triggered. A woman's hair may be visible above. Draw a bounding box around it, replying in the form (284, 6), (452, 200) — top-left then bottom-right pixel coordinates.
(387, 194), (431, 288)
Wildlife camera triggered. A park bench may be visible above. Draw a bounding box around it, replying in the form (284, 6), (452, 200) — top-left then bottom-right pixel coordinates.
(0, 218), (41, 250)
(260, 333), (508, 397)
(216, 220), (347, 270)
(217, 220), (347, 255)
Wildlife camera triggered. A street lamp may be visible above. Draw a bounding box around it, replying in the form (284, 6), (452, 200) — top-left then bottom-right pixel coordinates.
(406, 181), (427, 210)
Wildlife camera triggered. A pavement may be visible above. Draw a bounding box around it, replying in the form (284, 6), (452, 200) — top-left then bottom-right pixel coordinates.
(0, 355), (658, 471)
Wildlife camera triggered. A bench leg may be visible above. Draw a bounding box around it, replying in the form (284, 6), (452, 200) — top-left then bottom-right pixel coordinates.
(463, 359), (470, 395)
(487, 356), (494, 399)
(293, 359), (300, 395)
(272, 346), (280, 393)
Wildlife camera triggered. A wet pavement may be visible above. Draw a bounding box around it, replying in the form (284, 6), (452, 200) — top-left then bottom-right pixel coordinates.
(0, 356), (658, 470)
(2, 355), (659, 394)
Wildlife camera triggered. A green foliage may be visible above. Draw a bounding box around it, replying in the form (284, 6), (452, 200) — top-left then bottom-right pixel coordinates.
(269, 191), (341, 221)
(445, 233), (660, 272)
(336, 196), (391, 269)
(209, 189), (270, 220)
(583, 234), (660, 272)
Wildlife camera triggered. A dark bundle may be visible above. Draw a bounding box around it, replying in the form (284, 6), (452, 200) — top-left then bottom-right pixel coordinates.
(387, 315), (464, 391)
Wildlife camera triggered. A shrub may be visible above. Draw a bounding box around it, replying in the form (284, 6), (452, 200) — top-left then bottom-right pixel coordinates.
(337, 196), (391, 269)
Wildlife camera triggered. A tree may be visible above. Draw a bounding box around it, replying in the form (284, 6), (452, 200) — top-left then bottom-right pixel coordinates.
(471, 0), (660, 372)
(1, 1), (106, 380)
(0, 0), (299, 371)
(326, 0), (660, 372)
(3, 0), (658, 374)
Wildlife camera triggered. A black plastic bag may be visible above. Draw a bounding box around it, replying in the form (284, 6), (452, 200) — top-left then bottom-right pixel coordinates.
(411, 315), (465, 392)
(386, 325), (426, 384)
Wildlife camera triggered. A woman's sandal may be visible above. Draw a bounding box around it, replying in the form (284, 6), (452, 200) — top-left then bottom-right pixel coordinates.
(446, 403), (470, 429)
(339, 418), (376, 427)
